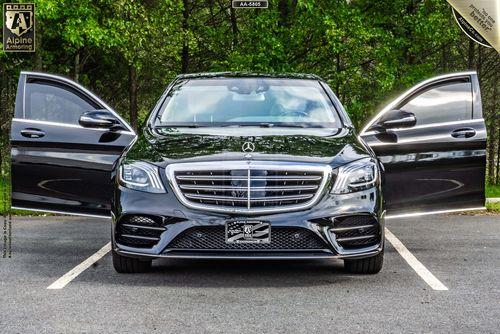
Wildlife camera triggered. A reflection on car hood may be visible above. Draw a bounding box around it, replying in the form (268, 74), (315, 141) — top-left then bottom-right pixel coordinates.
(124, 126), (371, 168)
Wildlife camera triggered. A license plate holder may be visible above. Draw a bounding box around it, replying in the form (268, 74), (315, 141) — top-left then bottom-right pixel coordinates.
(225, 220), (271, 244)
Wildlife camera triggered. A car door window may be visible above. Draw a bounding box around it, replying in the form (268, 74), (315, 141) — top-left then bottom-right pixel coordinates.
(399, 81), (472, 126)
(25, 80), (98, 125)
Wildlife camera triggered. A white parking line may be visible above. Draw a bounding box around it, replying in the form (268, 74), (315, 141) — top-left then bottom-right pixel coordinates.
(47, 242), (111, 290)
(385, 228), (448, 291)
(47, 230), (448, 291)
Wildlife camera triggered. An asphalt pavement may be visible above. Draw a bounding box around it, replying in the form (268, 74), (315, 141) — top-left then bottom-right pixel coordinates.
(0, 213), (499, 333)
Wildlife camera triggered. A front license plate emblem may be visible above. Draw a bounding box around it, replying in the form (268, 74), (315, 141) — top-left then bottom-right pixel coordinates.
(226, 221), (271, 244)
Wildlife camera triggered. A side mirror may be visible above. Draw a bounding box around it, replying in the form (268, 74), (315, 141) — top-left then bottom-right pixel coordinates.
(79, 110), (119, 129)
(377, 109), (416, 129)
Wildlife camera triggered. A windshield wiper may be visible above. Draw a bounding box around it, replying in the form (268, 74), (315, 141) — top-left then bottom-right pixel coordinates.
(155, 124), (204, 128)
(221, 123), (309, 128)
(155, 123), (327, 129)
(221, 123), (276, 128)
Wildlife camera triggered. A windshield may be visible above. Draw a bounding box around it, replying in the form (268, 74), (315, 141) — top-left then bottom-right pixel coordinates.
(155, 78), (342, 128)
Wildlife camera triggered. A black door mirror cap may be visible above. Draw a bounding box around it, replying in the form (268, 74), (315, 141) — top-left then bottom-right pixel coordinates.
(79, 110), (119, 129)
(378, 109), (416, 129)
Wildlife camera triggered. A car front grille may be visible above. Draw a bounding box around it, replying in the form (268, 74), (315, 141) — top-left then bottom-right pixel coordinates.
(167, 226), (328, 251)
(166, 161), (331, 214)
(330, 215), (380, 249)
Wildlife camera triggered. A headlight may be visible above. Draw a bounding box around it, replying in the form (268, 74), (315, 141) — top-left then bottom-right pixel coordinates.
(119, 161), (165, 193)
(331, 158), (378, 194)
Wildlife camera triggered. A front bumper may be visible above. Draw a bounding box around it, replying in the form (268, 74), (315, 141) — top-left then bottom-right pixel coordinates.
(112, 185), (384, 260)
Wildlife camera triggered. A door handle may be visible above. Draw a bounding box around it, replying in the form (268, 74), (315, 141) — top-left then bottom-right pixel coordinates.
(20, 128), (46, 138)
(451, 128), (476, 139)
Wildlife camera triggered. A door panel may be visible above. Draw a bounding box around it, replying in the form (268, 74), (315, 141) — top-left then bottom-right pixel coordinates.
(360, 72), (486, 216)
(10, 72), (136, 217)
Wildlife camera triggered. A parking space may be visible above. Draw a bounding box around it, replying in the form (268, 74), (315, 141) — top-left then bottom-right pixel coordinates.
(1, 214), (499, 333)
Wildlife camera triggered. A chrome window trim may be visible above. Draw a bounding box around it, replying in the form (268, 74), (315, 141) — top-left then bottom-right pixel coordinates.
(165, 160), (332, 215)
(20, 71), (135, 134)
(22, 75), (27, 118)
(362, 118), (485, 136)
(12, 117), (135, 134)
(360, 71), (477, 135)
(367, 129), (487, 146)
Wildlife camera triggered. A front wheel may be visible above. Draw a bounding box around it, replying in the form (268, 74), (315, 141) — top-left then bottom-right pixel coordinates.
(112, 250), (152, 273)
(344, 250), (384, 274)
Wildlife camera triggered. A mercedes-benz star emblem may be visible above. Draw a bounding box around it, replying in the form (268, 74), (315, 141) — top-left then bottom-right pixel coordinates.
(242, 141), (255, 153)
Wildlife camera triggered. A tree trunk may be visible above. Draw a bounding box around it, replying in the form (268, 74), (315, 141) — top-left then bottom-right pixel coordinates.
(35, 26), (43, 71)
(496, 122), (500, 184)
(440, 45), (447, 72)
(335, 53), (341, 93)
(477, 47), (496, 185)
(467, 39), (475, 69)
(278, 0), (298, 28)
(278, 0), (287, 27)
(493, 70), (499, 184)
(74, 49), (80, 82)
(181, 0), (189, 73)
(128, 64), (138, 131)
(181, 46), (189, 73)
(488, 122), (496, 184)
(230, 6), (238, 48)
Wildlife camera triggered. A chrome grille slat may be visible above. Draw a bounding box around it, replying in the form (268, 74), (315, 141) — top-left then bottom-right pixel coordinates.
(330, 224), (375, 232)
(121, 223), (166, 231)
(179, 185), (319, 191)
(166, 161), (332, 214)
(184, 193), (314, 202)
(176, 175), (322, 181)
(120, 234), (160, 241)
(336, 234), (377, 242)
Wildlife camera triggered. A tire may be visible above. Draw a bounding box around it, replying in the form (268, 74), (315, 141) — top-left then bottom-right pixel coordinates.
(344, 250), (384, 274)
(112, 250), (152, 273)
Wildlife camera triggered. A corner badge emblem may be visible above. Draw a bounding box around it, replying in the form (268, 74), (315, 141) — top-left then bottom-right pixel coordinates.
(242, 141), (255, 153)
(3, 3), (36, 52)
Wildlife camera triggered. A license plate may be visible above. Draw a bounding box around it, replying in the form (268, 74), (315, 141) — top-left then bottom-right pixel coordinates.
(225, 221), (271, 244)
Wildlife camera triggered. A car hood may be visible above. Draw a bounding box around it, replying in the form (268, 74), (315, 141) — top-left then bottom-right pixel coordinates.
(124, 126), (371, 168)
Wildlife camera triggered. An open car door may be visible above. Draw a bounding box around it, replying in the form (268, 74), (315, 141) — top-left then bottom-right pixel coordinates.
(360, 72), (486, 218)
(10, 72), (136, 217)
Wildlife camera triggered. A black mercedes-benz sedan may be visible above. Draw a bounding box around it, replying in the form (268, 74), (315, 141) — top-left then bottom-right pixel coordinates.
(10, 71), (486, 274)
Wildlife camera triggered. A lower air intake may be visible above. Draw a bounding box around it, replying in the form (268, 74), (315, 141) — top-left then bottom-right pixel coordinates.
(167, 226), (328, 251)
(115, 215), (183, 248)
(331, 215), (380, 249)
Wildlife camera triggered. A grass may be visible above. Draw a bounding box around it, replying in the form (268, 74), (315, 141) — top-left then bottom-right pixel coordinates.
(485, 184), (500, 198)
(0, 175), (10, 214)
(486, 202), (500, 212)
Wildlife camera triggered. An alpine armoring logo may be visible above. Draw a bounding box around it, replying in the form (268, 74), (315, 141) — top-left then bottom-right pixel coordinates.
(3, 3), (35, 52)
(453, 8), (491, 48)
(447, 0), (498, 52)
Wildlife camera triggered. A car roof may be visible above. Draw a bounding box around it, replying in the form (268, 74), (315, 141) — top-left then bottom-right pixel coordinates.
(175, 72), (323, 81)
